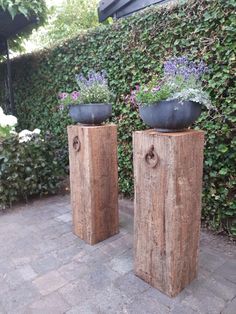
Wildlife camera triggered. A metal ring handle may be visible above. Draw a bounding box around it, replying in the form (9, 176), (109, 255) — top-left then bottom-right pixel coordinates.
(73, 136), (81, 152)
(145, 145), (159, 168)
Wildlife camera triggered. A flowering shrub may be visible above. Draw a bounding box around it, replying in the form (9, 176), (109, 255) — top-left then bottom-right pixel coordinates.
(58, 70), (114, 109)
(0, 107), (17, 138)
(58, 91), (81, 108)
(0, 132), (65, 210)
(131, 57), (211, 108)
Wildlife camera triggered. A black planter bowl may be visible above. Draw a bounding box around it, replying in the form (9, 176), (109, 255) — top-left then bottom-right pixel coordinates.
(69, 103), (112, 125)
(139, 99), (202, 132)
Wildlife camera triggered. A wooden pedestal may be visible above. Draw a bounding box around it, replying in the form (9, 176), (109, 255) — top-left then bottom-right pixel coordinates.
(67, 124), (119, 245)
(133, 130), (204, 297)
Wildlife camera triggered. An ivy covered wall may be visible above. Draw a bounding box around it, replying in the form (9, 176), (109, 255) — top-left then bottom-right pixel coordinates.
(0, 0), (235, 234)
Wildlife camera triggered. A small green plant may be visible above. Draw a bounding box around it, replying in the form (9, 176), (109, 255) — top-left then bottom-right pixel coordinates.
(134, 80), (172, 104)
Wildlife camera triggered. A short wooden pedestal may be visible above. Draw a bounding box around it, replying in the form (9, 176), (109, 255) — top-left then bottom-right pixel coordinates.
(67, 124), (119, 245)
(133, 130), (204, 297)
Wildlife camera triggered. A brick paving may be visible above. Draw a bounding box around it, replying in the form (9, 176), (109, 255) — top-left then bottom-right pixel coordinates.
(0, 195), (235, 314)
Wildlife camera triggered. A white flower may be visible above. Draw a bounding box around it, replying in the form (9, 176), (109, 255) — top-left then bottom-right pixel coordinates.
(5, 115), (18, 127)
(18, 130), (32, 137)
(18, 129), (41, 143)
(0, 107), (4, 116)
(0, 107), (18, 127)
(33, 128), (41, 134)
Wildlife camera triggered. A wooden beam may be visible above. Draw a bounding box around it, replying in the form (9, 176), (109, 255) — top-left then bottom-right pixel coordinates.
(68, 124), (119, 245)
(133, 129), (204, 297)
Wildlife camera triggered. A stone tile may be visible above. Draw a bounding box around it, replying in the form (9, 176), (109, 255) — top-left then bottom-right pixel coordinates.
(66, 303), (98, 314)
(214, 260), (236, 284)
(56, 213), (72, 223)
(58, 261), (90, 281)
(0, 282), (40, 313)
(114, 272), (150, 298)
(58, 281), (93, 306)
(54, 244), (82, 265)
(59, 264), (119, 306)
(170, 303), (197, 314)
(33, 270), (68, 296)
(143, 286), (179, 308)
(123, 291), (170, 314)
(222, 297), (236, 314)
(31, 254), (62, 275)
(119, 212), (134, 234)
(81, 263), (120, 291)
(0, 301), (6, 314)
(0, 195), (235, 313)
(73, 248), (111, 265)
(202, 275), (236, 301)
(26, 291), (70, 314)
(119, 198), (134, 216)
(183, 286), (225, 314)
(89, 286), (131, 313)
(199, 249), (226, 272)
(12, 256), (36, 267)
(108, 249), (133, 275)
(0, 269), (26, 291)
(97, 241), (128, 257)
(0, 259), (14, 274)
(18, 264), (38, 281)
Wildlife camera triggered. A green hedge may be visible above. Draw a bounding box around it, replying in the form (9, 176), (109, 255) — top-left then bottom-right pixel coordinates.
(0, 134), (64, 209)
(0, 0), (235, 234)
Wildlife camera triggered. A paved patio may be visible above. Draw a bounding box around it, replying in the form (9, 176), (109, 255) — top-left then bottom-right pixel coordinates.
(0, 195), (235, 314)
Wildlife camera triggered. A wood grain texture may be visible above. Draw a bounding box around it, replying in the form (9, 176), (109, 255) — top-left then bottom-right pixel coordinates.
(133, 129), (205, 297)
(67, 124), (119, 245)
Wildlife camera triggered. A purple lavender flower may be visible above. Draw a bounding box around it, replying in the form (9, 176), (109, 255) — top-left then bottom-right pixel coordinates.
(164, 56), (208, 81)
(75, 70), (108, 88)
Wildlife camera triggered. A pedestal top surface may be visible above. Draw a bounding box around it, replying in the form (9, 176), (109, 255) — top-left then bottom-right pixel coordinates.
(134, 129), (204, 137)
(67, 123), (117, 130)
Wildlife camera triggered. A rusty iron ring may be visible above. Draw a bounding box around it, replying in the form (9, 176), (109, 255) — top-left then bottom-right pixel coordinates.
(145, 145), (159, 168)
(73, 136), (81, 152)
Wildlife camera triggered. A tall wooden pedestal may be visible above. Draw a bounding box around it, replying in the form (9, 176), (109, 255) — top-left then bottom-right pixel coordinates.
(67, 124), (119, 245)
(133, 130), (204, 297)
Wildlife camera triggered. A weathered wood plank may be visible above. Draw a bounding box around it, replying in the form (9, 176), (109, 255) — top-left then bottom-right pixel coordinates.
(67, 124), (119, 245)
(133, 129), (204, 297)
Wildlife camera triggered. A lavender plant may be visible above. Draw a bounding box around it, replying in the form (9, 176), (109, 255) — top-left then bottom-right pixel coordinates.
(75, 70), (113, 104)
(58, 70), (113, 109)
(164, 57), (211, 108)
(129, 56), (211, 109)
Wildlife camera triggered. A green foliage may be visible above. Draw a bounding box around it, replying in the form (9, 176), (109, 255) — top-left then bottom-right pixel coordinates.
(0, 0), (47, 53)
(0, 134), (65, 209)
(0, 0), (47, 19)
(27, 0), (99, 50)
(135, 82), (172, 105)
(0, 0), (235, 234)
(0, 125), (12, 138)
